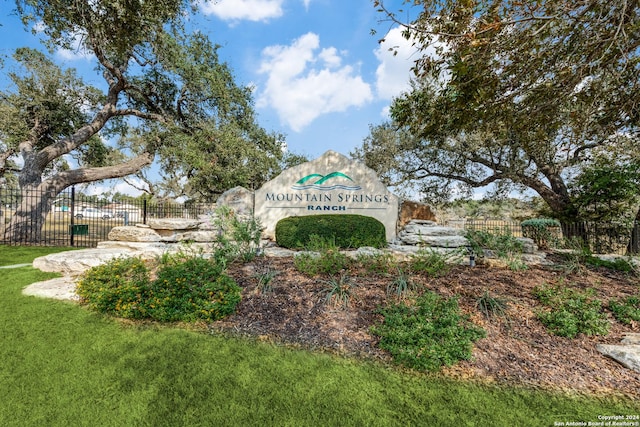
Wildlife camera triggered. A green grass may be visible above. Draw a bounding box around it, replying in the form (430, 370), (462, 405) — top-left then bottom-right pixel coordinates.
(1, 247), (638, 426)
(0, 245), (78, 266)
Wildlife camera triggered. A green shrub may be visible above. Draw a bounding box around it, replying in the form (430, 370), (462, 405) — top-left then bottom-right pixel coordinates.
(293, 237), (352, 276)
(371, 290), (486, 371)
(609, 295), (640, 325)
(355, 252), (398, 275)
(211, 206), (262, 264)
(76, 256), (151, 318)
(408, 248), (462, 277)
(521, 218), (561, 250)
(275, 214), (386, 249)
(77, 253), (241, 323)
(149, 254), (242, 322)
(585, 256), (635, 273)
(532, 284), (609, 338)
(465, 228), (525, 269)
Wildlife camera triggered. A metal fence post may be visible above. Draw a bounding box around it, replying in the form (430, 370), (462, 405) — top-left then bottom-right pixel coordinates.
(70, 186), (76, 247)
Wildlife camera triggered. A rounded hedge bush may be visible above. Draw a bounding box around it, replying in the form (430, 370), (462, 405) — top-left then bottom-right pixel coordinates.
(275, 214), (386, 249)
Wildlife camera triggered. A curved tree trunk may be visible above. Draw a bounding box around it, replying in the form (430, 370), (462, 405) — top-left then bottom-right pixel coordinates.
(3, 185), (56, 243)
(5, 153), (153, 244)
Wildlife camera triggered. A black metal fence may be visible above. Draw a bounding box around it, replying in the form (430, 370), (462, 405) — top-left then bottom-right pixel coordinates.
(444, 219), (640, 255)
(1, 186), (215, 248)
(2, 186), (639, 254)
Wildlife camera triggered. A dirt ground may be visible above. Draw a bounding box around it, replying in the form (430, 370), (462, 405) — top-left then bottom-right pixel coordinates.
(214, 253), (640, 399)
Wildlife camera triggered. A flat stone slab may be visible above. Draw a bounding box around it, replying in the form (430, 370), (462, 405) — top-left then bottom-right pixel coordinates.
(108, 226), (161, 242)
(22, 277), (78, 301)
(33, 248), (138, 275)
(597, 335), (640, 373)
(147, 218), (202, 230)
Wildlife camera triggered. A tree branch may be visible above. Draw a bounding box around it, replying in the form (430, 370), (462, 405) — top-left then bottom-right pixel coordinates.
(47, 152), (154, 192)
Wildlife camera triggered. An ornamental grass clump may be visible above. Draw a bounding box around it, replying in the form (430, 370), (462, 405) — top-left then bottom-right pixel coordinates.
(408, 248), (461, 277)
(76, 253), (241, 323)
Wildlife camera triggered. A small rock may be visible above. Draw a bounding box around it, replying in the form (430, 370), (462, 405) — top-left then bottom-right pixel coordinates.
(22, 277), (78, 301)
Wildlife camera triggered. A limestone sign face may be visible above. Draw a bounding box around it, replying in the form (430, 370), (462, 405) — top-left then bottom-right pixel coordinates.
(255, 151), (399, 241)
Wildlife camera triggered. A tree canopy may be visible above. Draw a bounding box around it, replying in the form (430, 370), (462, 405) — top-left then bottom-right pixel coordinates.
(1, 0), (291, 241)
(355, 0), (640, 222)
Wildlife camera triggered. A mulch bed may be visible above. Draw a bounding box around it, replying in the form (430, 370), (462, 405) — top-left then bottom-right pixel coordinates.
(213, 254), (640, 399)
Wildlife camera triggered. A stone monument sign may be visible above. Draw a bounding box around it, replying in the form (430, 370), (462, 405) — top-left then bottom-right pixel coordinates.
(254, 150), (399, 241)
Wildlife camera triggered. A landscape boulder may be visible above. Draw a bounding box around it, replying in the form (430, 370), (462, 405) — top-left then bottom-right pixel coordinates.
(33, 248), (139, 275)
(108, 225), (161, 242)
(597, 333), (640, 373)
(397, 220), (468, 248)
(216, 186), (254, 216)
(398, 200), (437, 229)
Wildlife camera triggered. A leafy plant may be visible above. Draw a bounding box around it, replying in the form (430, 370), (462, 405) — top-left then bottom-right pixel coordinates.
(465, 228), (525, 269)
(408, 248), (461, 277)
(371, 290), (486, 371)
(475, 291), (509, 320)
(466, 228), (524, 257)
(76, 256), (151, 318)
(585, 256), (635, 273)
(150, 254), (241, 322)
(355, 252), (398, 275)
(521, 218), (561, 250)
(77, 253), (241, 323)
(293, 237), (352, 276)
(323, 274), (357, 308)
(506, 257), (528, 272)
(532, 284), (609, 338)
(608, 296), (640, 325)
(557, 237), (591, 274)
(212, 206), (262, 264)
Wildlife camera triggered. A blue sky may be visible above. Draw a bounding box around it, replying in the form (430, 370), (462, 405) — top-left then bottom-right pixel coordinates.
(0, 0), (420, 195)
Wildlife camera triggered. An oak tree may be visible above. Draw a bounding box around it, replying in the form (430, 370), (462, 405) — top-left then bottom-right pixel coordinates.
(357, 0), (640, 223)
(1, 0), (284, 242)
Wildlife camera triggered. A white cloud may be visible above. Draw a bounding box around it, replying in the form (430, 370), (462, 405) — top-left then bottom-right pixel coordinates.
(199, 0), (284, 22)
(257, 32), (373, 132)
(373, 27), (420, 100)
(56, 31), (93, 61)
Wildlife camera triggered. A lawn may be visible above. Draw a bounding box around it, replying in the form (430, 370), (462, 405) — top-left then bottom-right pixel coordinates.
(0, 246), (638, 426)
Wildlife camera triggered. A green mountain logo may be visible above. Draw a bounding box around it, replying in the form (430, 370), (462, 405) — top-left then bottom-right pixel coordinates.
(293, 172), (361, 191)
(296, 172), (353, 185)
